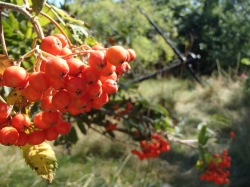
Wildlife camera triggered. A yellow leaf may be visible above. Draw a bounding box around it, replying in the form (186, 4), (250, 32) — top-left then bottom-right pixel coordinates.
(0, 54), (14, 75)
(6, 90), (30, 109)
(21, 142), (57, 183)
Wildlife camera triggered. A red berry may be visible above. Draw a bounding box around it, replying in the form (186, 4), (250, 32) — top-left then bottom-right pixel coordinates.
(88, 50), (107, 70)
(53, 33), (68, 48)
(3, 66), (28, 88)
(41, 96), (57, 111)
(52, 90), (72, 111)
(55, 121), (71, 134)
(66, 77), (87, 98)
(27, 130), (46, 145)
(102, 79), (118, 94)
(11, 113), (31, 132)
(45, 57), (69, 80)
(126, 48), (136, 62)
(14, 132), (29, 146)
(0, 102), (12, 118)
(22, 85), (43, 102)
(33, 112), (51, 129)
(40, 35), (62, 55)
(66, 58), (86, 76)
(105, 46), (128, 66)
(86, 81), (103, 99)
(81, 66), (100, 84)
(0, 126), (19, 145)
(229, 132), (235, 138)
(43, 126), (59, 141)
(28, 71), (51, 92)
(100, 62), (116, 76)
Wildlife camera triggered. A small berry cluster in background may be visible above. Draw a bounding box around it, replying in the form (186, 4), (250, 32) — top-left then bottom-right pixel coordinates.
(200, 150), (231, 185)
(131, 133), (170, 160)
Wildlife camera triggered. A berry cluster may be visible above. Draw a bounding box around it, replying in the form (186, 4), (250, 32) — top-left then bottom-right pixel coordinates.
(131, 133), (170, 160)
(200, 150), (231, 185)
(0, 34), (136, 146)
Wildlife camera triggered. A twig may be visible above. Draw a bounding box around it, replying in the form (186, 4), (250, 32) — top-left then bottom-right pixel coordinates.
(0, 2), (44, 39)
(137, 6), (185, 62)
(167, 134), (198, 149)
(137, 6), (205, 87)
(89, 125), (138, 147)
(0, 8), (8, 56)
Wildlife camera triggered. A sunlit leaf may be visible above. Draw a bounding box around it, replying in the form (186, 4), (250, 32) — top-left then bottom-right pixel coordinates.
(66, 23), (89, 44)
(198, 124), (209, 146)
(7, 89), (30, 109)
(22, 142), (57, 183)
(31, 0), (47, 15)
(0, 54), (14, 75)
(241, 58), (250, 65)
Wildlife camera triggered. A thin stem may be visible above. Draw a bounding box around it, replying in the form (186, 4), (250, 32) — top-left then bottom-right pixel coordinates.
(89, 125), (138, 147)
(39, 10), (73, 47)
(0, 95), (6, 103)
(15, 48), (36, 66)
(0, 2), (44, 39)
(0, 9), (8, 56)
(45, 3), (66, 26)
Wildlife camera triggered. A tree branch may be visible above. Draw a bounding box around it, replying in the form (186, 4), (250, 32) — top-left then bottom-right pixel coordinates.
(0, 2), (44, 39)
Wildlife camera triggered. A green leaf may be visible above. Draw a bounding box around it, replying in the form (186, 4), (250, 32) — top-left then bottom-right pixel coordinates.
(31, 0), (47, 15)
(84, 36), (99, 47)
(76, 119), (87, 135)
(241, 58), (250, 65)
(51, 5), (85, 26)
(66, 126), (78, 144)
(198, 145), (206, 161)
(198, 124), (209, 146)
(66, 23), (89, 44)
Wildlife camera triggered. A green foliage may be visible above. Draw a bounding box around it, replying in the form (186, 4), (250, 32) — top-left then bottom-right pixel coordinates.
(70, 0), (176, 77)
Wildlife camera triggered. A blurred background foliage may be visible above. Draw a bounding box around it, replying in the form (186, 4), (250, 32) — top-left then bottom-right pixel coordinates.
(67, 0), (250, 76)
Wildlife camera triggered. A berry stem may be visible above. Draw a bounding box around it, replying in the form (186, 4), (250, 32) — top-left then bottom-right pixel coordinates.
(0, 8), (8, 56)
(0, 2), (44, 40)
(38, 11), (73, 47)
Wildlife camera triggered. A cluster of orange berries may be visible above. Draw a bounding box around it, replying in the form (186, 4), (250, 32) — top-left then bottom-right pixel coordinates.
(0, 33), (136, 146)
(131, 133), (170, 160)
(200, 150), (231, 185)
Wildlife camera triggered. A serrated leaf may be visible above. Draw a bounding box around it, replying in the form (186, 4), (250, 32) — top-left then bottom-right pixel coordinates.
(0, 55), (14, 75)
(21, 142), (57, 183)
(31, 0), (47, 15)
(66, 23), (89, 44)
